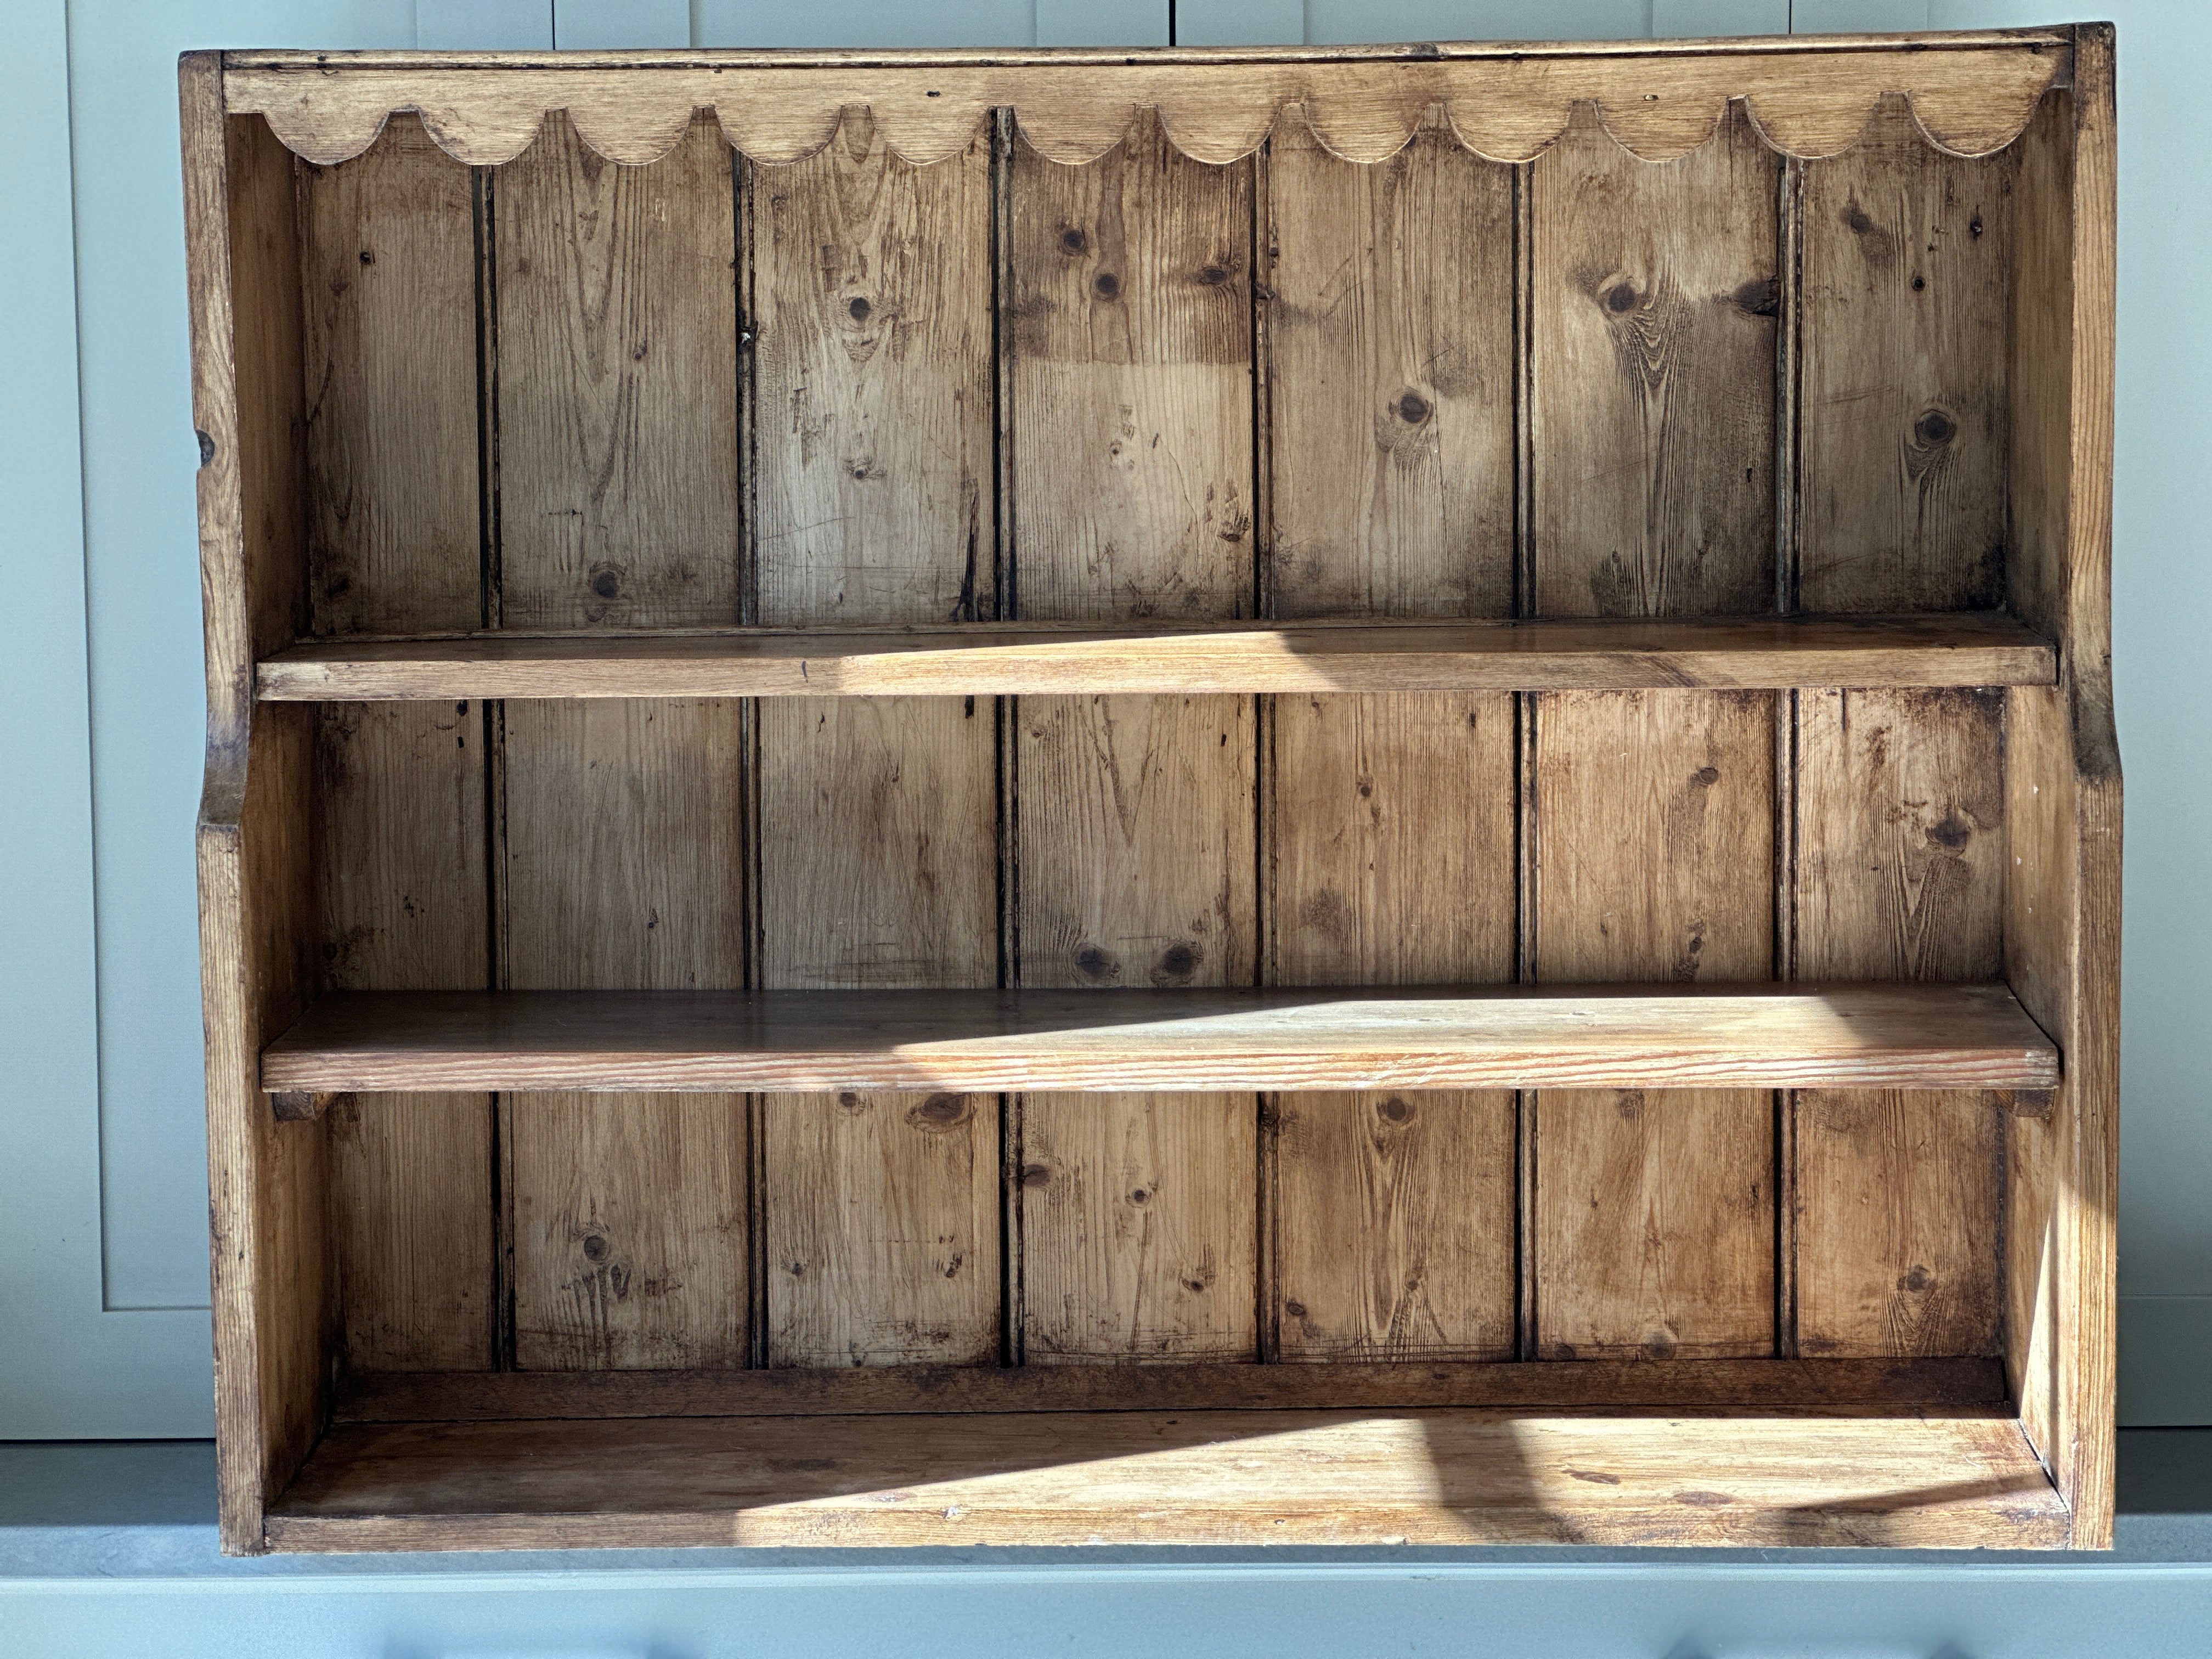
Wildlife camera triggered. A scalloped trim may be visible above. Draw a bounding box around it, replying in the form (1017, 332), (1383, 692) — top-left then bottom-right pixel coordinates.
(224, 41), (2067, 171)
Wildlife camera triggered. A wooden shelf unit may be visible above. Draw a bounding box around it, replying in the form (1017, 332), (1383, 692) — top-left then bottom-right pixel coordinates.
(185, 27), (2119, 1555)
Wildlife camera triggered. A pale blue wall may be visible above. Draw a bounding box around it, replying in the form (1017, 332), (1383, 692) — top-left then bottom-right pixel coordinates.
(5, 0), (2209, 1437)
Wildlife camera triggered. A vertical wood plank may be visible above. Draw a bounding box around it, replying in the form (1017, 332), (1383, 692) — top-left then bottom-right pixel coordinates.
(1527, 101), (1781, 1363)
(301, 115), (482, 637)
(501, 700), (749, 1369)
(1261, 110), (1513, 618)
(300, 116), (493, 1376)
(753, 116), (1001, 1367)
(1529, 690), (1777, 1359)
(316, 703), (492, 1372)
(1006, 112), (1259, 1365)
(1530, 103), (1778, 620)
(1260, 117), (1518, 1362)
(495, 114), (741, 628)
(1793, 689), (2006, 1358)
(1800, 96), (2016, 613)
(494, 115), (748, 1370)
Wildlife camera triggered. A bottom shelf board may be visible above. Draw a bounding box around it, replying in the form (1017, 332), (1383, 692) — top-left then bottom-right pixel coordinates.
(264, 1407), (2067, 1551)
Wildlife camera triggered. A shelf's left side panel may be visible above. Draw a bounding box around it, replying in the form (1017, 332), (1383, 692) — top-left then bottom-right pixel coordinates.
(184, 57), (330, 1555)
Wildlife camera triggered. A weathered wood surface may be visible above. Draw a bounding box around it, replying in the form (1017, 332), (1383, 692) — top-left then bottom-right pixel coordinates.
(1793, 689), (2006, 1361)
(262, 983), (2059, 1095)
(753, 111), (1001, 1367)
(265, 1407), (2068, 1551)
(256, 613), (2059, 700)
(336, 1355), (2005, 1421)
(184, 52), (326, 1556)
(499, 701), (748, 1370)
(1799, 95), (2016, 613)
(221, 35), (2070, 167)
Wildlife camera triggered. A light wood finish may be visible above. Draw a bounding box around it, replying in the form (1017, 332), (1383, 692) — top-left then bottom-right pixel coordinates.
(264, 1408), (2067, 1550)
(300, 116), (480, 635)
(1006, 115), (1260, 1365)
(1800, 96), (2017, 612)
(258, 613), (2060, 701)
(184, 55), (326, 1556)
(1793, 690), (2006, 1361)
(219, 34), (2070, 167)
(336, 1355), (2005, 1421)
(315, 705), (492, 1372)
(1528, 696), (1778, 1361)
(500, 701), (748, 1370)
(1260, 106), (1517, 1364)
(185, 29), (2120, 1555)
(298, 116), (494, 1381)
(752, 112), (1001, 1367)
(262, 983), (2057, 1097)
(2000, 34), (2122, 1546)
(1531, 101), (1779, 619)
(495, 113), (740, 629)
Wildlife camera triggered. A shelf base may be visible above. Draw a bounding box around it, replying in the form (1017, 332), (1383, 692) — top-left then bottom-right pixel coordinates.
(265, 1406), (2068, 1551)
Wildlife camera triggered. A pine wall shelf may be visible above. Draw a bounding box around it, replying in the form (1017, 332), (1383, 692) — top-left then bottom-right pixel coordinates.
(185, 25), (2119, 1555)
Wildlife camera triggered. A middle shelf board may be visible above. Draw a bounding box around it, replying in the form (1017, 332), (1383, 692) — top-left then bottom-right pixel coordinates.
(261, 982), (2059, 1101)
(256, 613), (2057, 701)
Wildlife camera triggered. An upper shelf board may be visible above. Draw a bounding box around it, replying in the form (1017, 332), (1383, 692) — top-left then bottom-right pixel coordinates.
(257, 614), (2057, 700)
(262, 982), (2059, 1098)
(213, 29), (2072, 167)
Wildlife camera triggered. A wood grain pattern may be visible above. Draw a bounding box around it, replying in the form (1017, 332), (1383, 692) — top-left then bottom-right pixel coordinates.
(1004, 112), (1253, 622)
(264, 1408), (2069, 1551)
(298, 117), (494, 1380)
(752, 110), (1001, 1367)
(752, 112), (992, 625)
(494, 112), (740, 628)
(257, 613), (2060, 700)
(317, 704), (492, 1372)
(1262, 110), (1512, 618)
(338, 1355), (2008, 1422)
(185, 56), (325, 1553)
(222, 36), (2072, 168)
(299, 115), (480, 636)
(500, 699), (748, 1369)
(1793, 689), (2005, 1359)
(1530, 691), (1776, 1360)
(1267, 698), (1516, 1360)
(262, 983), (2058, 1096)
(1799, 95), (2017, 612)
(1530, 101), (1779, 620)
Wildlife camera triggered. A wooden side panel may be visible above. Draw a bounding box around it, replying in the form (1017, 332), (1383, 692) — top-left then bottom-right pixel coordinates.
(1530, 103), (1777, 620)
(1261, 111), (1513, 618)
(1527, 101), (1780, 1362)
(1259, 115), (1516, 1357)
(1529, 691), (1777, 1359)
(300, 114), (494, 1379)
(300, 115), (481, 636)
(499, 700), (748, 1368)
(495, 114), (740, 628)
(753, 116), (1000, 1367)
(1006, 115), (1259, 1364)
(1793, 690), (2005, 1360)
(490, 111), (747, 1371)
(317, 704), (492, 1371)
(1800, 96), (2015, 614)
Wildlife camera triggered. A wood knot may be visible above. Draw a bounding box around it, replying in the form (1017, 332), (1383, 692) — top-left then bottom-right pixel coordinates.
(1059, 227), (1087, 255)
(1602, 281), (1639, 315)
(1074, 944), (1121, 983)
(1898, 1265), (1934, 1293)
(848, 296), (871, 321)
(590, 569), (620, 600)
(1690, 765), (1720, 787)
(1020, 1163), (1052, 1188)
(1093, 271), (1120, 301)
(1376, 1097), (1414, 1125)
(581, 1232), (611, 1263)
(1150, 942), (1201, 985)
(1195, 262), (1230, 286)
(906, 1093), (972, 1131)
(1394, 390), (1431, 424)
(1915, 408), (1957, 447)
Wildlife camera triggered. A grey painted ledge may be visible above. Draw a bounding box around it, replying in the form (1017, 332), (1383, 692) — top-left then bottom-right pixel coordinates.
(6, 1432), (2212, 1657)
